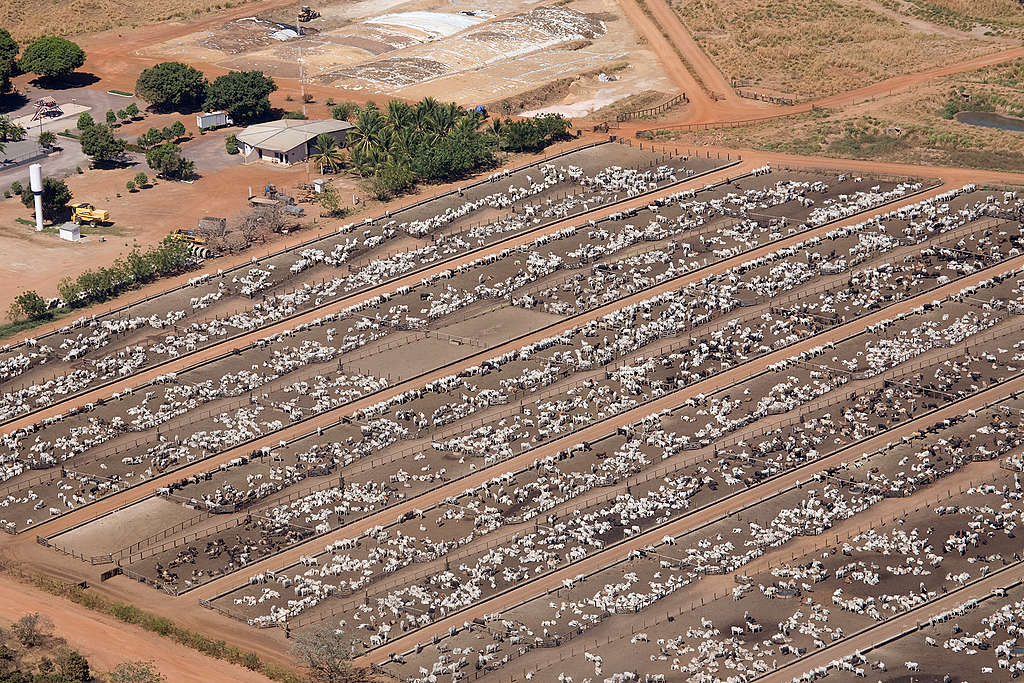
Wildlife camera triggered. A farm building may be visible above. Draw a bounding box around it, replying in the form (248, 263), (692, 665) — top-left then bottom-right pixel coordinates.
(236, 119), (353, 166)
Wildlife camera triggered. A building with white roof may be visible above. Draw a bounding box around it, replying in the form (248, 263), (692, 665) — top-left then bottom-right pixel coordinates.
(237, 119), (354, 165)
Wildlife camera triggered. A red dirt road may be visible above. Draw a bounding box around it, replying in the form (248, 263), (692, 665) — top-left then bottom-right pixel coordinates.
(0, 574), (271, 681)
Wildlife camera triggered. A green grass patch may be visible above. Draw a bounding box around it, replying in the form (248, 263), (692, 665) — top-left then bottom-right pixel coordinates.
(15, 217), (35, 226)
(0, 312), (65, 341)
(108, 89), (135, 97)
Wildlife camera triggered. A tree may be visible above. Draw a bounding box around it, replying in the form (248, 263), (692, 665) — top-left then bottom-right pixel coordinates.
(57, 648), (91, 682)
(20, 176), (71, 222)
(309, 133), (345, 174)
(77, 112), (94, 131)
(203, 70), (277, 124)
(169, 120), (186, 139)
(57, 275), (83, 305)
(316, 186), (347, 218)
(145, 142), (195, 180)
(291, 624), (371, 683)
(8, 290), (48, 321)
(134, 171), (148, 188)
(105, 110), (117, 126)
(18, 36), (86, 81)
(224, 133), (239, 155)
(238, 204), (286, 245)
(11, 613), (52, 647)
(118, 109), (130, 122)
(135, 61), (207, 111)
(0, 59), (11, 96)
(125, 102), (140, 118)
(331, 102), (357, 121)
(80, 124), (126, 164)
(126, 180), (136, 192)
(109, 660), (166, 683)
(38, 130), (57, 148)
(368, 159), (414, 200)
(138, 126), (164, 149)
(0, 29), (18, 94)
(0, 116), (25, 141)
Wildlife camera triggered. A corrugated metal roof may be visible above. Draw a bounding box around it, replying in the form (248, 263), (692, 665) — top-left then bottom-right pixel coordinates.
(237, 119), (354, 153)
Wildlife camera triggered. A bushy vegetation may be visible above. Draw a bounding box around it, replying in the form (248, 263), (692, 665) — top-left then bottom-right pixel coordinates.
(346, 98), (571, 200)
(18, 36), (85, 81)
(79, 124), (126, 165)
(145, 142), (195, 180)
(137, 121), (187, 149)
(7, 571), (302, 683)
(204, 70), (277, 124)
(19, 176), (71, 222)
(0, 29), (18, 93)
(135, 61), (207, 111)
(54, 237), (194, 307)
(0, 611), (97, 682)
(7, 290), (48, 322)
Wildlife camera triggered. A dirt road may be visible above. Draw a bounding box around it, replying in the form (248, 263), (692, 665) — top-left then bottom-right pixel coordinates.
(0, 574), (272, 681)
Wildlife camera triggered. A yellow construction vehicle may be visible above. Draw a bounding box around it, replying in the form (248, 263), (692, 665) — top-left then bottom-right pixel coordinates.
(170, 229), (207, 245)
(70, 202), (109, 226)
(298, 5), (320, 21)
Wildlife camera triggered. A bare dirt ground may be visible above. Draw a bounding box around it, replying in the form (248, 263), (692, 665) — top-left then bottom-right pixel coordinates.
(0, 574), (272, 681)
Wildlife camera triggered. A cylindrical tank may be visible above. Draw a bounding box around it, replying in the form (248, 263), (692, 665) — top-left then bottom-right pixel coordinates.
(29, 163), (43, 232)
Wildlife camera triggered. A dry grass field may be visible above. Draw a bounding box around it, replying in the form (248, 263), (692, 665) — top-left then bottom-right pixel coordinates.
(648, 58), (1024, 172)
(0, 0), (268, 41)
(882, 0), (1024, 34)
(670, 0), (1013, 99)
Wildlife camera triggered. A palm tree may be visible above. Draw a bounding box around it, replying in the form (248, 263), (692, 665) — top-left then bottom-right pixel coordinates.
(308, 133), (345, 174)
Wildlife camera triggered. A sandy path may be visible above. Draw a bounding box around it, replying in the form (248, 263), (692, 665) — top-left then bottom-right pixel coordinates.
(642, 0), (743, 105)
(613, 45), (1024, 131)
(0, 574), (272, 681)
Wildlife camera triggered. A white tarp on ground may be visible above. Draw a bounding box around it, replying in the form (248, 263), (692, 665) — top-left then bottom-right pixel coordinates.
(364, 11), (485, 39)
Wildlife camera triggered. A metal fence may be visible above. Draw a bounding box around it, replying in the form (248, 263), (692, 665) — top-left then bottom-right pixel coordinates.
(616, 93), (688, 122)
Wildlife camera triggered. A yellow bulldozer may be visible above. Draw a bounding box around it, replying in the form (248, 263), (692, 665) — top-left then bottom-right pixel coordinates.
(70, 202), (109, 226)
(170, 229), (207, 245)
(298, 5), (320, 21)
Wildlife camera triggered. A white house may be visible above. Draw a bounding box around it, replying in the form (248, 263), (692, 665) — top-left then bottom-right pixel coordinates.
(237, 119), (353, 166)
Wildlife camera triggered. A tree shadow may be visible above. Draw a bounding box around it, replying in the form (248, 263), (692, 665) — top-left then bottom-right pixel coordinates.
(29, 72), (101, 90)
(0, 91), (29, 114)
